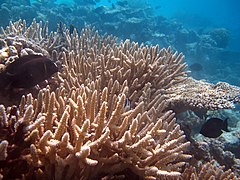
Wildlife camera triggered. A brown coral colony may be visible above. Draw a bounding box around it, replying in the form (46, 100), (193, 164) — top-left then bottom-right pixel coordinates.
(0, 20), (239, 179)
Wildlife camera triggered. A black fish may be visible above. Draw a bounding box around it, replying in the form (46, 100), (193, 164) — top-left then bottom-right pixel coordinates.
(200, 118), (229, 138)
(69, 24), (79, 35)
(0, 54), (58, 89)
(189, 63), (203, 71)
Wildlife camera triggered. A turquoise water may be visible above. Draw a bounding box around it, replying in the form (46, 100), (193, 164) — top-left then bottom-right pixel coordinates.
(150, 0), (240, 51)
(52, 0), (240, 51)
(0, 1), (240, 177)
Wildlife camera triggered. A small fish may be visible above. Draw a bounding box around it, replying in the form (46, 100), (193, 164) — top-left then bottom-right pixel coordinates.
(200, 117), (229, 138)
(189, 63), (203, 72)
(124, 97), (131, 111)
(0, 54), (58, 89)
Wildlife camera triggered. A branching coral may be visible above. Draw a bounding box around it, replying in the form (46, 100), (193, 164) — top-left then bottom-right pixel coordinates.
(1, 20), (50, 57)
(0, 84), (191, 179)
(182, 161), (238, 180)
(0, 19), (239, 179)
(58, 44), (188, 107)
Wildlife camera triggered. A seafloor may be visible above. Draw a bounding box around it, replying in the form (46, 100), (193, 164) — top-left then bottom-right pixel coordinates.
(0, 0), (240, 179)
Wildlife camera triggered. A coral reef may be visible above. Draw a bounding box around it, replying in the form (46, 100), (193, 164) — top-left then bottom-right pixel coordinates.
(191, 137), (240, 173)
(165, 78), (240, 113)
(209, 28), (230, 48)
(182, 161), (238, 180)
(177, 109), (240, 176)
(0, 19), (64, 59)
(0, 86), (191, 179)
(1, 0), (239, 86)
(0, 20), (239, 179)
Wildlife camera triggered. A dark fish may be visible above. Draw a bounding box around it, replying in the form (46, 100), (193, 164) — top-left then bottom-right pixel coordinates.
(69, 24), (79, 35)
(0, 54), (58, 89)
(200, 118), (229, 138)
(189, 63), (203, 71)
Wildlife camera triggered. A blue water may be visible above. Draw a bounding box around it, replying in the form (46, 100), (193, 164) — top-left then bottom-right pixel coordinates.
(53, 0), (240, 51)
(1, 0), (240, 176)
(3, 0), (240, 85)
(150, 0), (240, 51)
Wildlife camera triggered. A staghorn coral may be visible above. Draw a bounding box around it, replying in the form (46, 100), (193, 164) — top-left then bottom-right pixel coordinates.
(0, 19), (117, 60)
(58, 43), (188, 107)
(0, 20), (49, 57)
(182, 161), (238, 180)
(1, 20), (240, 116)
(0, 140), (8, 161)
(0, 84), (191, 179)
(0, 19), (239, 179)
(58, 34), (240, 115)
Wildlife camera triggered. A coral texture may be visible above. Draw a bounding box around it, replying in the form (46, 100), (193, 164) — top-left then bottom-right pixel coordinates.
(165, 78), (240, 113)
(0, 20), (239, 179)
(0, 85), (191, 179)
(182, 161), (238, 180)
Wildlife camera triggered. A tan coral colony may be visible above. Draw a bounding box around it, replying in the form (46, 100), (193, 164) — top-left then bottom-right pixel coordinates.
(0, 20), (239, 179)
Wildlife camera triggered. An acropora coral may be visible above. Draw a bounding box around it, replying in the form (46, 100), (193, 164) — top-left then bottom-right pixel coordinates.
(0, 19), (239, 179)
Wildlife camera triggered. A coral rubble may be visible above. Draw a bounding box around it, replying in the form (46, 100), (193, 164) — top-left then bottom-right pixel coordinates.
(0, 20), (239, 179)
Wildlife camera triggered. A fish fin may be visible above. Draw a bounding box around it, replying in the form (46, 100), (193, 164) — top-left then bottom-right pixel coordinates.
(223, 118), (230, 132)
